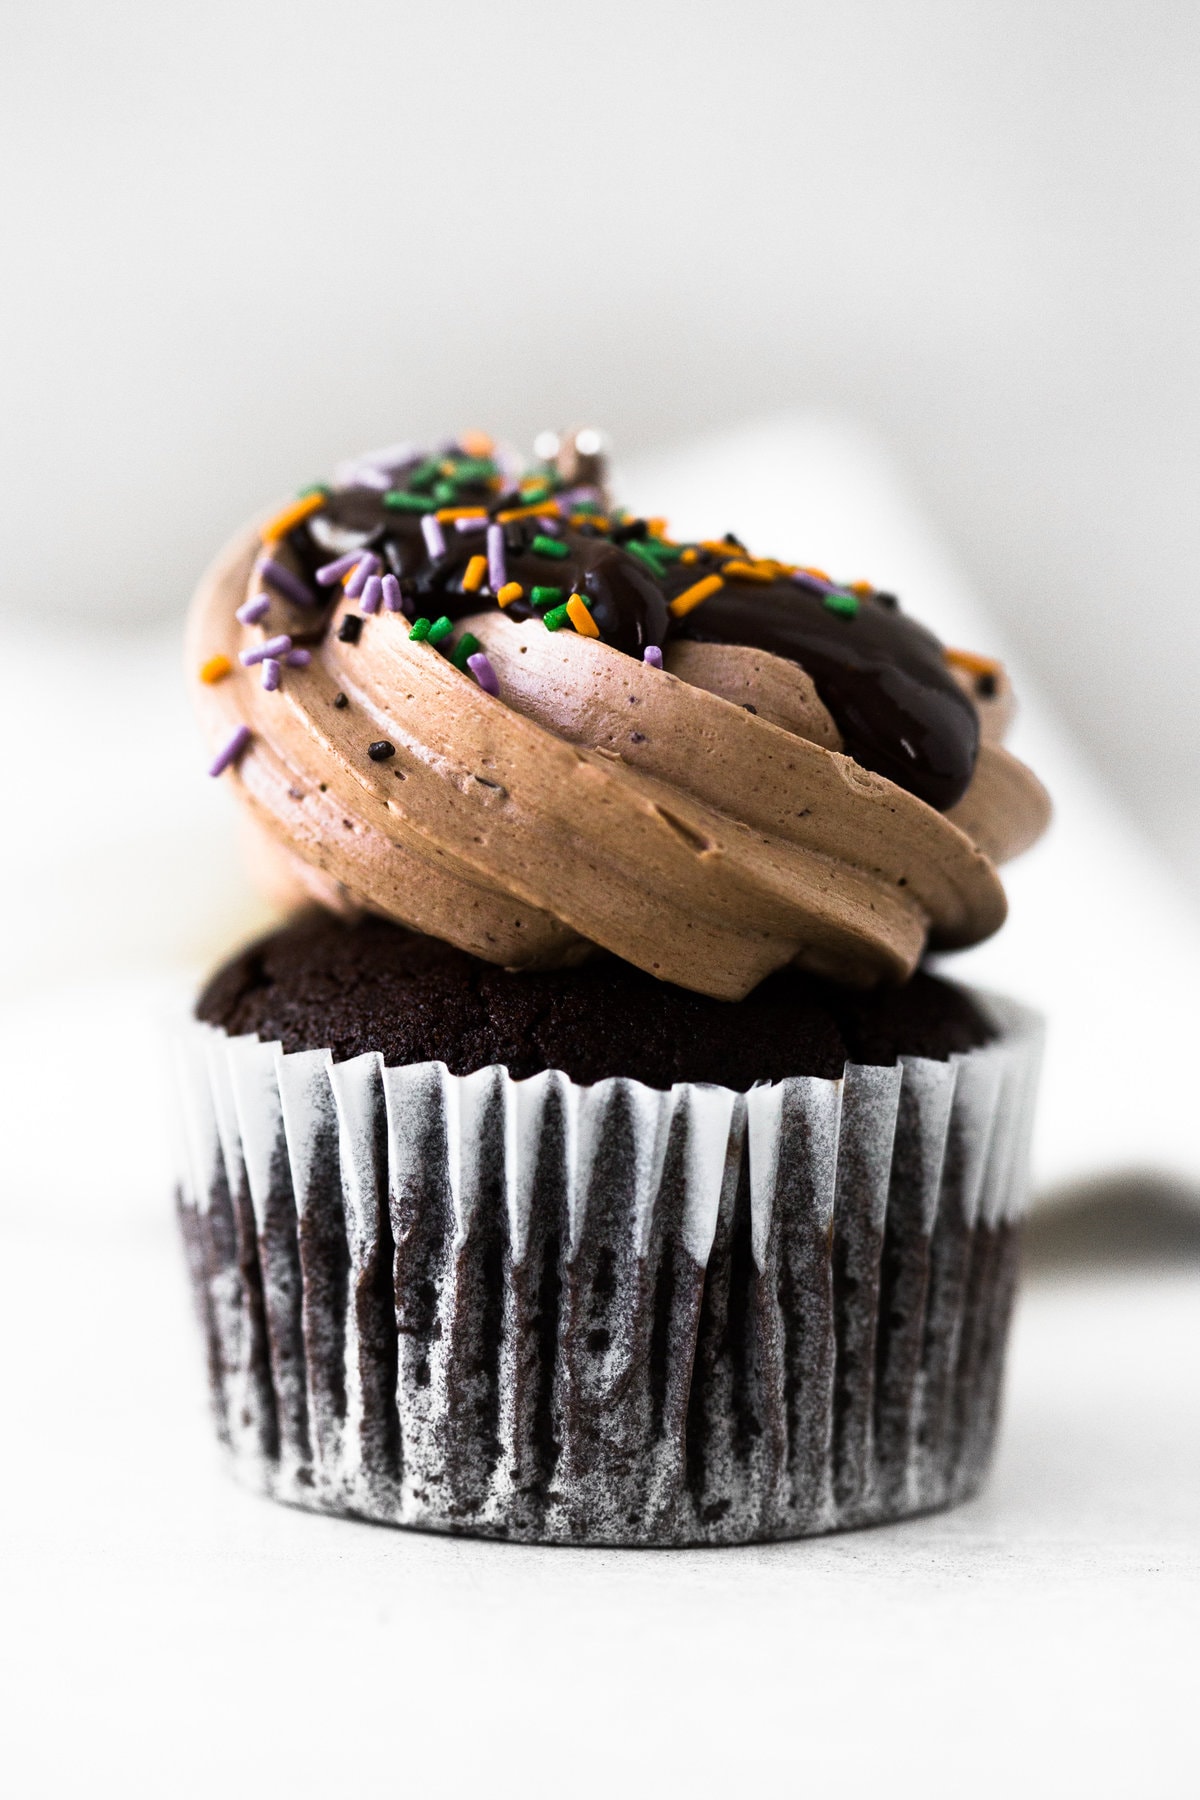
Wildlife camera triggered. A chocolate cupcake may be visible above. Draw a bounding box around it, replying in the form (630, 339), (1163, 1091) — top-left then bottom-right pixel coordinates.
(176, 429), (1049, 1544)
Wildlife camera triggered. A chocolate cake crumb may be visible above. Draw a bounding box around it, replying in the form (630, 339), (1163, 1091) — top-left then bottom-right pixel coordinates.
(197, 914), (994, 1090)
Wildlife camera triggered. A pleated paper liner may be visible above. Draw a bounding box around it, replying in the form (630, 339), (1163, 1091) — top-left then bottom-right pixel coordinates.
(174, 995), (1041, 1545)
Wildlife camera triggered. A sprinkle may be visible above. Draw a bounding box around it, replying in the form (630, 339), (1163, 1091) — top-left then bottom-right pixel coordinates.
(452, 631), (482, 670)
(496, 581), (523, 608)
(460, 653), (497, 698)
(793, 565), (833, 586)
(360, 575), (383, 614)
(431, 480), (457, 505)
(646, 517), (668, 538)
(822, 591), (859, 618)
(406, 454), (443, 493)
(944, 646), (1002, 679)
(260, 558), (315, 607)
(530, 585), (563, 607)
(408, 617), (432, 641)
(437, 506), (488, 523)
(427, 615), (454, 644)
(295, 483), (330, 500)
(531, 533), (569, 560)
(680, 548), (698, 564)
(383, 490), (436, 513)
(543, 604), (570, 631)
(333, 691), (349, 709)
(487, 522), (507, 592)
(381, 573), (404, 611)
(459, 430), (494, 458)
(699, 539), (742, 558)
(262, 658), (282, 692)
(537, 515), (560, 533)
(260, 492), (324, 544)
(461, 554), (488, 593)
(199, 653), (232, 684)
(422, 514), (447, 560)
(850, 580), (875, 596)
(566, 596), (600, 637)
(495, 502), (556, 524)
(455, 515), (487, 533)
(316, 551), (366, 585)
(286, 649), (311, 667)
(344, 553), (380, 599)
(239, 634), (292, 666)
(337, 615), (364, 644)
(643, 645), (664, 669)
(668, 574), (724, 619)
(208, 724), (251, 778)
(721, 559), (774, 583)
(521, 480), (553, 505)
(625, 538), (670, 577)
(368, 740), (395, 762)
(236, 593), (270, 626)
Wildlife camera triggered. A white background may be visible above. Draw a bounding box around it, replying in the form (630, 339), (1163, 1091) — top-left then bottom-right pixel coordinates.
(2, 8), (1199, 1794)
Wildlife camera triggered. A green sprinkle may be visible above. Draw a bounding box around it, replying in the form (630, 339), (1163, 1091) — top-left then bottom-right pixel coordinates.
(532, 534), (569, 560)
(521, 481), (553, 505)
(406, 456), (443, 494)
(384, 490), (435, 513)
(569, 497), (600, 514)
(452, 631), (482, 671)
(427, 615), (454, 644)
(448, 457), (497, 484)
(822, 591), (860, 619)
(530, 585), (563, 607)
(625, 538), (670, 576)
(408, 617), (432, 641)
(543, 604), (570, 631)
(432, 480), (457, 505)
(646, 539), (682, 561)
(296, 482), (330, 499)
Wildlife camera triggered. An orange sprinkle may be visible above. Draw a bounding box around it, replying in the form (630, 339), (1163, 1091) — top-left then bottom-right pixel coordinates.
(668, 573), (725, 619)
(850, 580), (875, 595)
(199, 653), (233, 684)
(680, 547), (699, 564)
(436, 506), (488, 523)
(497, 582), (524, 608)
(944, 646), (1003, 680)
(459, 429), (494, 457)
(462, 554), (488, 593)
(260, 492), (323, 545)
(566, 596), (600, 638)
(698, 539), (748, 559)
(496, 502), (557, 523)
(721, 560), (774, 583)
(570, 512), (609, 529)
(646, 517), (669, 539)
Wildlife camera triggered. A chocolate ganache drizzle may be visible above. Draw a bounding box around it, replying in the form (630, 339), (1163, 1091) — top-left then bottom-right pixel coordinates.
(281, 438), (978, 811)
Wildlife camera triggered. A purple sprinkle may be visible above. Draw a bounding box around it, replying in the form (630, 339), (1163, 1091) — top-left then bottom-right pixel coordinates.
(344, 552), (380, 599)
(381, 573), (403, 612)
(643, 645), (663, 669)
(316, 551), (364, 586)
(240, 634), (292, 666)
(487, 522), (506, 592)
(466, 652), (499, 697)
(350, 465), (392, 491)
(791, 569), (835, 594)
(537, 515), (560, 533)
(207, 723), (251, 777)
(455, 515), (487, 533)
(422, 514), (446, 560)
(360, 574), (383, 614)
(261, 657), (282, 692)
(286, 648), (311, 667)
(260, 558), (314, 608)
(236, 593), (270, 626)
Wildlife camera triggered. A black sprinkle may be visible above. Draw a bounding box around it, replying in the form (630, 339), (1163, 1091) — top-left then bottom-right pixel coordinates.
(338, 615), (364, 644)
(975, 672), (998, 699)
(368, 740), (396, 762)
(874, 590), (899, 610)
(742, 703), (758, 713)
(333, 692), (349, 709)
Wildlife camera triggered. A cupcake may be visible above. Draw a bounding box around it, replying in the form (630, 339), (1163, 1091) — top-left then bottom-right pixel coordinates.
(176, 428), (1049, 1544)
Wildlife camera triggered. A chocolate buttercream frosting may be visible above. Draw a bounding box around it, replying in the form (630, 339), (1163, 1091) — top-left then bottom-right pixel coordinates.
(189, 430), (1049, 998)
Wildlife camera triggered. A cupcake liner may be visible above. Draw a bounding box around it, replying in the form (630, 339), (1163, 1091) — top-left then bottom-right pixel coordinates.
(173, 995), (1041, 1545)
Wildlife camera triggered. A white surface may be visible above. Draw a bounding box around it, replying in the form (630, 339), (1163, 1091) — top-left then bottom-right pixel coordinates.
(2, 1213), (1196, 1799)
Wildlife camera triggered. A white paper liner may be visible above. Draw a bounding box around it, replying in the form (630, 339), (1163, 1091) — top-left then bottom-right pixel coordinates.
(173, 994), (1042, 1545)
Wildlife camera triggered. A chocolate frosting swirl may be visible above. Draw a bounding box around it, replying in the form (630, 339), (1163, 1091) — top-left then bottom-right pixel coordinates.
(188, 434), (1049, 999)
